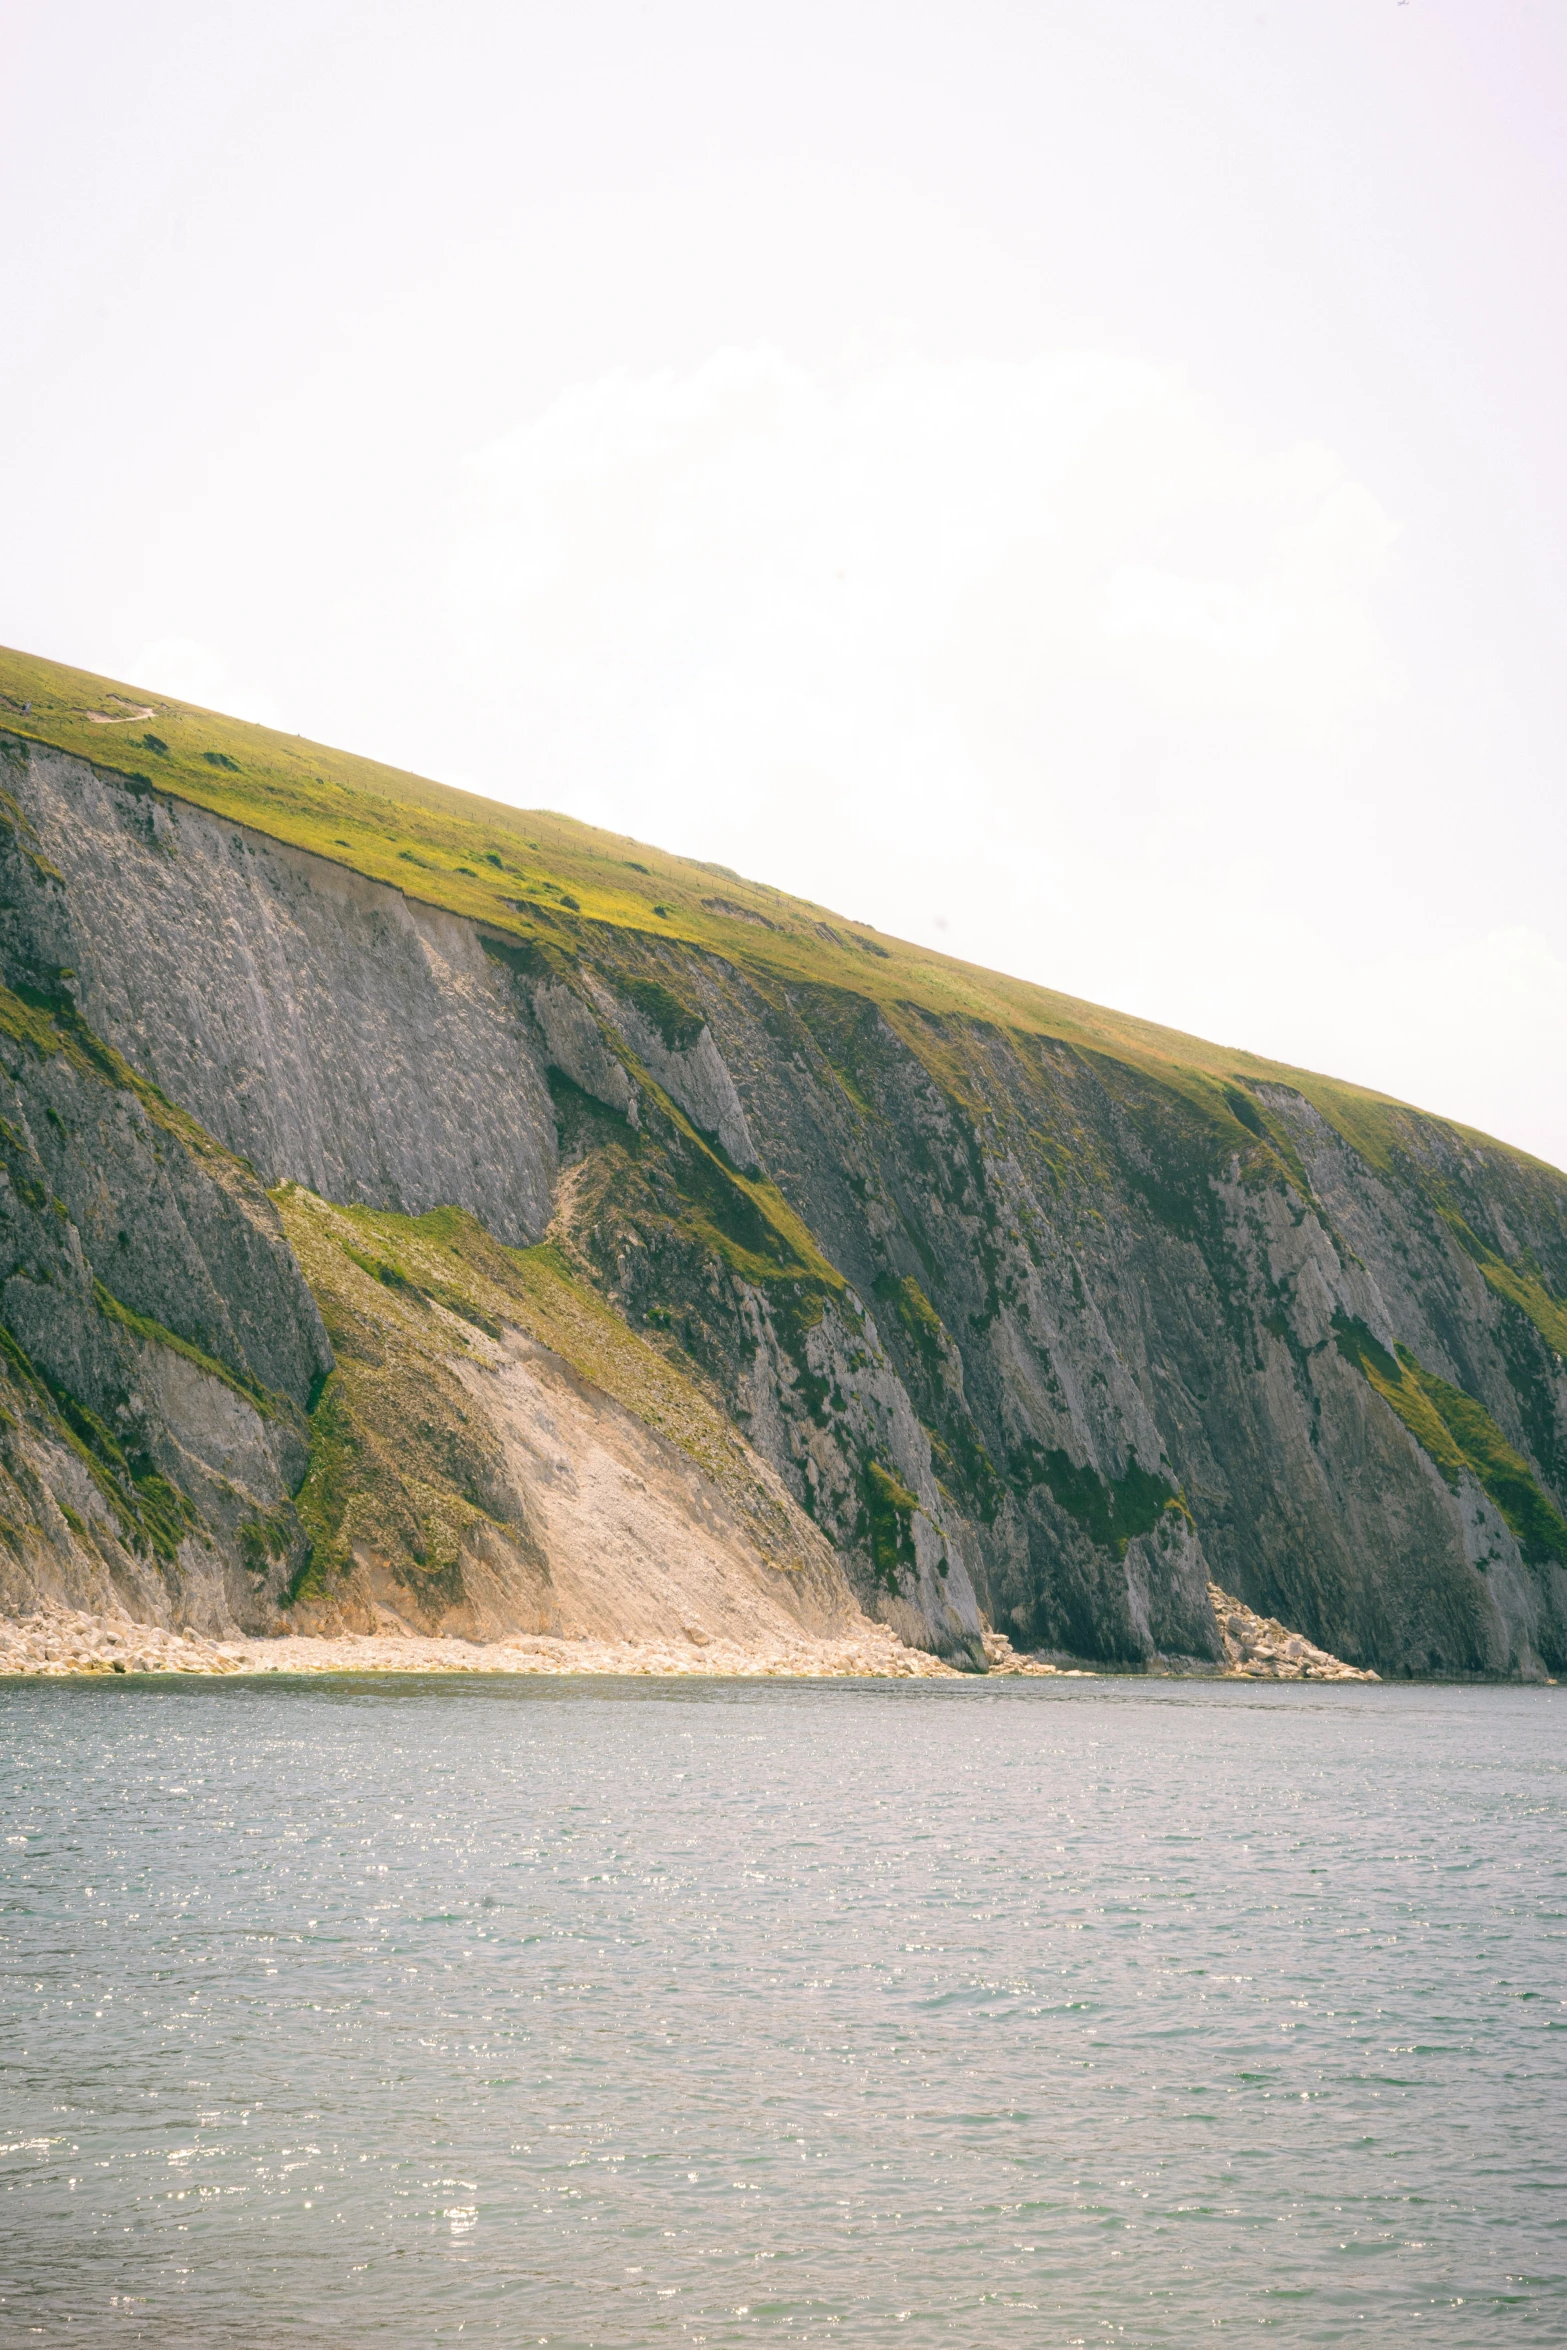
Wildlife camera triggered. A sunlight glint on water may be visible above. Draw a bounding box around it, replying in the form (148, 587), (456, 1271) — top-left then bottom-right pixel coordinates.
(1, 1675), (1563, 2345)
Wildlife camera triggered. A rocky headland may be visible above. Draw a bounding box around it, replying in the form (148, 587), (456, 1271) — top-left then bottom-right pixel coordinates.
(1, 643), (1564, 1681)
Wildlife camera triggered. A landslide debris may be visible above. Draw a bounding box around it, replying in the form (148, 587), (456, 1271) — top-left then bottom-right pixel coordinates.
(1209, 1582), (1379, 1682)
(0, 1602), (242, 1674)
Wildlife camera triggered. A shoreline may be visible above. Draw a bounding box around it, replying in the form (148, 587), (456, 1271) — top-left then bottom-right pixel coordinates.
(0, 1597), (1395, 1684)
(0, 1607), (1080, 1682)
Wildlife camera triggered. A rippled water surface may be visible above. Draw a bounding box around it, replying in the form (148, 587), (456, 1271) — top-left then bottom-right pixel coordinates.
(1, 1675), (1563, 2346)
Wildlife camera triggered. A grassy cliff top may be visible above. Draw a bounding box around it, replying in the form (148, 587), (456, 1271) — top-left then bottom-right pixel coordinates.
(0, 640), (1543, 1181)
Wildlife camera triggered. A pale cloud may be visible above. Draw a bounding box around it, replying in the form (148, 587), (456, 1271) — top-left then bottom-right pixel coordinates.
(446, 344), (1398, 873)
(128, 636), (287, 731)
(1308, 926), (1567, 1161)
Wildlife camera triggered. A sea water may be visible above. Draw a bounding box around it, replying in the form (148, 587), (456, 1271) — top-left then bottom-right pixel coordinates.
(0, 1674), (1562, 2346)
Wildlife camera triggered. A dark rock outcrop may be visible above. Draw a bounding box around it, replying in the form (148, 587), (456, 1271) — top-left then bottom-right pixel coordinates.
(0, 967), (330, 1631)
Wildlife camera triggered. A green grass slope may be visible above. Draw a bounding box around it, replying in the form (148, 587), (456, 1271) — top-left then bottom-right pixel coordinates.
(0, 640), (1551, 1187)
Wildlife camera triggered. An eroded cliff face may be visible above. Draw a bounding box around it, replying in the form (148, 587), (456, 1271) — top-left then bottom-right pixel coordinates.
(3, 728), (1565, 1675)
(545, 958), (1567, 1677)
(1, 742), (556, 1243)
(0, 964), (329, 1631)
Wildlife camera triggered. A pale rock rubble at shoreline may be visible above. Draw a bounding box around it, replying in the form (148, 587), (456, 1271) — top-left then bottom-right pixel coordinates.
(0, 1601), (1032, 1680)
(981, 1629), (1079, 1675)
(229, 1622), (965, 1678)
(1208, 1581), (1379, 1681)
(0, 1606), (243, 1676)
(0, 1595), (1373, 1681)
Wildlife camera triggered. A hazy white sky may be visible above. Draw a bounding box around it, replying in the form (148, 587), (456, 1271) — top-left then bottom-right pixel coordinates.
(5, 1), (1566, 1163)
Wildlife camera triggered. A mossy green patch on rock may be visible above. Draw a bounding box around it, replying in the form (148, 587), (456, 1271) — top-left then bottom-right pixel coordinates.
(1333, 1316), (1468, 1482)
(1414, 1368), (1567, 1565)
(91, 1280), (285, 1421)
(238, 1506), (295, 1580)
(860, 1460), (921, 1594)
(876, 1271), (946, 1368)
(1334, 1313), (1567, 1564)
(619, 975), (706, 1053)
(479, 932), (570, 985)
(0, 1317), (198, 1563)
(1448, 1223), (1567, 1361)
(1027, 1444), (1183, 1559)
(285, 1369), (365, 1600)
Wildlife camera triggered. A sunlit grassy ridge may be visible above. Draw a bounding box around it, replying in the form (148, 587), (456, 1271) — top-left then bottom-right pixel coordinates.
(0, 640), (1550, 1187)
